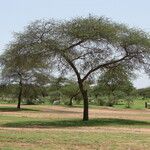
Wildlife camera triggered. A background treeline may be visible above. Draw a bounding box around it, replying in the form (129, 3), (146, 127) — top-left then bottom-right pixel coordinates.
(0, 75), (149, 108)
(138, 87), (150, 99)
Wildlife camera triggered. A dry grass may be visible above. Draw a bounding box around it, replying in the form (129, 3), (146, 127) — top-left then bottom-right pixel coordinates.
(1, 104), (149, 120)
(0, 104), (150, 150)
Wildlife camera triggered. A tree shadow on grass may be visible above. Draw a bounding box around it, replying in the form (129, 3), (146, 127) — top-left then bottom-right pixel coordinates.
(0, 107), (39, 112)
(2, 118), (150, 128)
(42, 109), (81, 114)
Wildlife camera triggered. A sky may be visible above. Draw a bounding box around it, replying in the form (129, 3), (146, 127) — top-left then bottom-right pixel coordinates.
(0, 0), (150, 88)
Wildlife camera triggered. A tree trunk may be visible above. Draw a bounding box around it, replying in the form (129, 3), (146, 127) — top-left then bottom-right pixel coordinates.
(17, 78), (23, 109)
(82, 90), (89, 121)
(69, 97), (73, 106)
(78, 81), (89, 121)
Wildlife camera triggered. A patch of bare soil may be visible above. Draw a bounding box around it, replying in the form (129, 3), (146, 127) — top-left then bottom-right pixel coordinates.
(0, 126), (150, 134)
(0, 104), (149, 121)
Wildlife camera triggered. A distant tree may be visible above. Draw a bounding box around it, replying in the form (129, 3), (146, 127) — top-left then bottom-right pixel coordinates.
(22, 72), (50, 104)
(93, 65), (137, 106)
(0, 42), (49, 108)
(61, 81), (80, 106)
(0, 84), (16, 101)
(97, 65), (135, 104)
(138, 87), (150, 99)
(49, 77), (68, 91)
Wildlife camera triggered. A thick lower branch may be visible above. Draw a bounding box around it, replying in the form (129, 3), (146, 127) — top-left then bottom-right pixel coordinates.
(82, 55), (129, 82)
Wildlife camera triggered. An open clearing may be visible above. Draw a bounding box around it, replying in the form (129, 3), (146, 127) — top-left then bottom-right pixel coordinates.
(0, 104), (150, 150)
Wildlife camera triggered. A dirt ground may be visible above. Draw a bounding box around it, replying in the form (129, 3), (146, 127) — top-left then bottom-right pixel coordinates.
(0, 104), (150, 134)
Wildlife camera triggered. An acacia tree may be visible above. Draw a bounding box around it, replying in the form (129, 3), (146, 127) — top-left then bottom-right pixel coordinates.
(61, 81), (80, 106)
(22, 72), (50, 104)
(5, 16), (150, 120)
(95, 65), (136, 105)
(49, 77), (68, 91)
(1, 41), (49, 109)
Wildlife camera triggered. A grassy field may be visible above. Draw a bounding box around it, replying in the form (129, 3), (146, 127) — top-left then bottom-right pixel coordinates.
(0, 104), (150, 150)
(114, 99), (149, 109)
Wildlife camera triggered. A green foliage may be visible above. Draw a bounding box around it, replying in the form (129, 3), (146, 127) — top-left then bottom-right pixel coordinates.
(138, 87), (150, 98)
(48, 91), (62, 104)
(60, 82), (80, 105)
(124, 96), (134, 108)
(64, 16), (119, 42)
(49, 77), (68, 90)
(24, 99), (44, 105)
(92, 65), (137, 106)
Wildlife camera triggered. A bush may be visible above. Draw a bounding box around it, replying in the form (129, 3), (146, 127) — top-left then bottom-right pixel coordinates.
(97, 97), (106, 106)
(125, 97), (134, 108)
(96, 96), (117, 106)
(0, 97), (17, 104)
(62, 98), (71, 105)
(24, 98), (44, 105)
(48, 91), (62, 104)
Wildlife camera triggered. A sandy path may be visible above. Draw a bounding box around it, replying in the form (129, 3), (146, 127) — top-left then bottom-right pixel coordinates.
(0, 126), (150, 134)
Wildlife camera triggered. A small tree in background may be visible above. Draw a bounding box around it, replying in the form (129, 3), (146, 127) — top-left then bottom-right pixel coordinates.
(0, 42), (49, 108)
(61, 81), (80, 106)
(96, 65), (136, 106)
